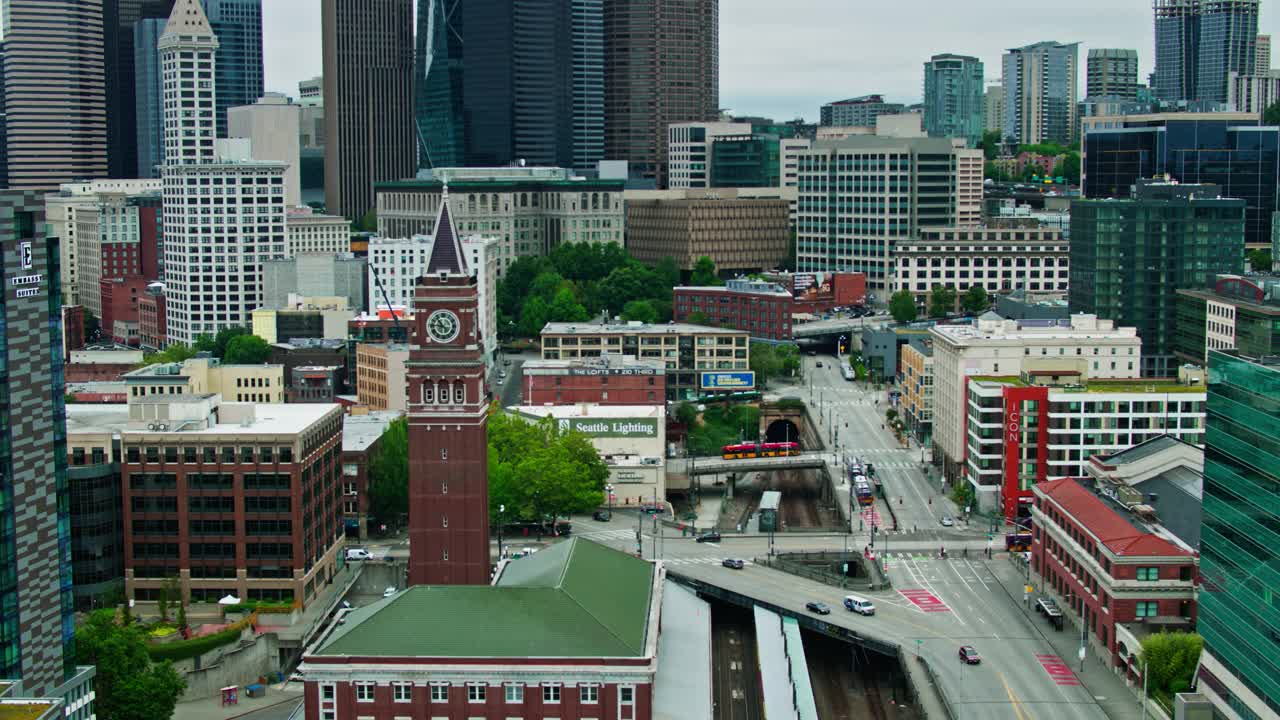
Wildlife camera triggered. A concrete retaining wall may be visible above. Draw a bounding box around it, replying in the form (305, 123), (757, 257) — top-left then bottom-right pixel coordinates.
(176, 632), (281, 702)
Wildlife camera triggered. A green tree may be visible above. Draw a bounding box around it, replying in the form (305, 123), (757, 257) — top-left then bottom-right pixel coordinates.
(690, 256), (723, 286)
(621, 299), (659, 324)
(980, 129), (1002, 160)
(929, 285), (957, 318)
(76, 610), (186, 720)
(1265, 100), (1280, 126)
(176, 599), (187, 633)
(687, 311), (710, 325)
(749, 343), (800, 388)
(654, 255), (681, 289)
(518, 296), (551, 337)
(140, 342), (198, 367)
(367, 417), (409, 527)
(222, 334), (271, 364)
(1247, 248), (1273, 272)
(547, 286), (590, 323)
(487, 413), (609, 524)
(961, 285), (991, 314)
(1057, 153), (1081, 184)
(497, 256), (553, 319)
(674, 402), (699, 426)
(889, 290), (918, 323)
(356, 208), (377, 232)
(1139, 632), (1203, 699)
(597, 263), (662, 316)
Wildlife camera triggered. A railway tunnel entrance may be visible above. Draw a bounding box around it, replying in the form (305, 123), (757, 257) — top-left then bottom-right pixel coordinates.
(764, 419), (801, 445)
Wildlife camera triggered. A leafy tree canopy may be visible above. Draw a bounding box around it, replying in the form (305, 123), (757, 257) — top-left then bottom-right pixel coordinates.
(749, 342), (800, 388)
(76, 610), (186, 720)
(366, 417), (408, 527)
(1139, 632), (1203, 699)
(1265, 100), (1280, 126)
(889, 290), (918, 323)
(1247, 248), (1272, 272)
(961, 285), (991, 314)
(222, 334), (271, 364)
(621, 299), (659, 324)
(690, 256), (724, 287)
(929, 285), (957, 318)
(489, 412), (609, 524)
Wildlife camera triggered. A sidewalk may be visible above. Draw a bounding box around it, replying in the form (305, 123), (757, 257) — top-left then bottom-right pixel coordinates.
(174, 681), (302, 720)
(989, 561), (1144, 720)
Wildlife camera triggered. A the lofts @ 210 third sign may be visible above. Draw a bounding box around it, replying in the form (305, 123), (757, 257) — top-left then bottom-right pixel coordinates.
(556, 417), (658, 438)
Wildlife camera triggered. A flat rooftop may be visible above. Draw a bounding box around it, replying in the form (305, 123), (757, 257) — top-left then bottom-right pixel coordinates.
(542, 321), (745, 336)
(67, 404), (131, 435)
(673, 284), (791, 298)
(343, 411), (403, 452)
(128, 395), (340, 435)
(931, 315), (1137, 344)
(510, 404), (662, 420)
(522, 355), (666, 373)
(970, 376), (1205, 394)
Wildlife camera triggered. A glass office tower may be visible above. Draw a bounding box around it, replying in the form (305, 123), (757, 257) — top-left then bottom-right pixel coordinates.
(1197, 350), (1280, 719)
(414, 0), (465, 169)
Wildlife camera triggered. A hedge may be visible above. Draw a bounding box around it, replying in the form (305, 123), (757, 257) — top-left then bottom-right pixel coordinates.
(147, 611), (258, 662)
(221, 601), (295, 615)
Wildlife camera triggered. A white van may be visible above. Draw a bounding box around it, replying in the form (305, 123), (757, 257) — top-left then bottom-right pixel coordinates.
(843, 595), (876, 616)
(345, 547), (373, 561)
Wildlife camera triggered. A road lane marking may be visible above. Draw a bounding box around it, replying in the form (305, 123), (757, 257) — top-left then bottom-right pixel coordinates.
(998, 671), (1030, 720)
(1036, 653), (1084, 686)
(899, 589), (951, 613)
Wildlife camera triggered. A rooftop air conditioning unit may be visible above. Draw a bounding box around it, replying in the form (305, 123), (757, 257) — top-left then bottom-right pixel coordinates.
(147, 423), (157, 431)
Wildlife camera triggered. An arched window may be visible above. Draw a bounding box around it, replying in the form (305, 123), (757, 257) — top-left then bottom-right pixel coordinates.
(454, 382), (465, 404)
(423, 383), (434, 404)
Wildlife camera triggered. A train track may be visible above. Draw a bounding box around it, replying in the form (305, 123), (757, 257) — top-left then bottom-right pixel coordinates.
(861, 664), (888, 720)
(777, 469), (823, 529)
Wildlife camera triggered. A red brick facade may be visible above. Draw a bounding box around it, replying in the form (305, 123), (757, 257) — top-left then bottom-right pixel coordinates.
(1030, 479), (1197, 675)
(121, 402), (346, 607)
(62, 305), (86, 358)
(101, 275), (149, 346)
(523, 365), (665, 406)
(305, 675), (651, 720)
(138, 288), (166, 350)
(674, 287), (792, 340)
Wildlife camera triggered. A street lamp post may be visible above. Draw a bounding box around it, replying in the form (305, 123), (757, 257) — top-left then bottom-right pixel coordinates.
(605, 484), (614, 519)
(498, 504), (505, 560)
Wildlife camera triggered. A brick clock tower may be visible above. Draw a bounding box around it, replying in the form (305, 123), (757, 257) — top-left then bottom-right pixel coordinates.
(407, 195), (491, 586)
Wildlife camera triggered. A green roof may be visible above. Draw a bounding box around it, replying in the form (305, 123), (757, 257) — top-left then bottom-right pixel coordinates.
(971, 376), (1205, 393)
(314, 538), (654, 658)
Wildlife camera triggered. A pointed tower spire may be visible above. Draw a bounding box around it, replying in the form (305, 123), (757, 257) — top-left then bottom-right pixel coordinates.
(160, 0), (217, 44)
(425, 190), (469, 276)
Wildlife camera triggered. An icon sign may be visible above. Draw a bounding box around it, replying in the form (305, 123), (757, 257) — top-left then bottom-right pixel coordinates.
(19, 242), (32, 269)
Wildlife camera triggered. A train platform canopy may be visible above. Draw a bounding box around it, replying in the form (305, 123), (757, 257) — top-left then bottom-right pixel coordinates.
(653, 582), (712, 720)
(312, 538), (657, 658)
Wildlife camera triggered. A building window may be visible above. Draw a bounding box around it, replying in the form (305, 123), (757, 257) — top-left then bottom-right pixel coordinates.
(1136, 567), (1159, 581)
(393, 683), (412, 702)
(322, 684), (335, 701)
(580, 685), (599, 704)
(505, 684), (524, 703)
(1136, 601), (1158, 618)
(430, 684), (448, 702)
(543, 685), (561, 703)
(355, 683), (375, 702)
(467, 684), (486, 702)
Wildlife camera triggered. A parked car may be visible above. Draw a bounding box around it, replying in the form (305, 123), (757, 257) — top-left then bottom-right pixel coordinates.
(696, 531), (722, 543)
(805, 601), (832, 616)
(641, 504), (665, 515)
(382, 586), (397, 598)
(721, 558), (745, 570)
(592, 510), (612, 522)
(959, 645), (981, 664)
(816, 361), (824, 368)
(939, 515), (955, 527)
(345, 548), (373, 561)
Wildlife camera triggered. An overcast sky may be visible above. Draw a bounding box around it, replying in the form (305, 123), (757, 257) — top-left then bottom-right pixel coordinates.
(263, 1), (1280, 123)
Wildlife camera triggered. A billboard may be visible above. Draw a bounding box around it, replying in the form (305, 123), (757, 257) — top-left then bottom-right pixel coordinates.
(700, 371), (756, 390)
(554, 417), (658, 438)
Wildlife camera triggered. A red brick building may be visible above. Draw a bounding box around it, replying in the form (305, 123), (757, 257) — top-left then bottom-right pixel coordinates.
(62, 305), (86, 358)
(763, 271), (867, 313)
(101, 275), (151, 346)
(121, 394), (345, 607)
(522, 356), (666, 406)
(137, 282), (166, 350)
(301, 539), (660, 720)
(674, 278), (794, 340)
(405, 201), (490, 586)
(1031, 478), (1198, 679)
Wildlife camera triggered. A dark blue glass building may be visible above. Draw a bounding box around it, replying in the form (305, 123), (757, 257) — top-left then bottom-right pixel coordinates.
(1083, 114), (1280, 248)
(202, 0), (264, 141)
(415, 0), (465, 169)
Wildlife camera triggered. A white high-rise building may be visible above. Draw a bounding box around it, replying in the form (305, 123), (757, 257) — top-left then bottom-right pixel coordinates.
(367, 222), (499, 366)
(160, 0), (288, 345)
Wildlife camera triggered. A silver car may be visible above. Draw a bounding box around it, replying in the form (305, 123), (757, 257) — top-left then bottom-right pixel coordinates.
(940, 515), (955, 527)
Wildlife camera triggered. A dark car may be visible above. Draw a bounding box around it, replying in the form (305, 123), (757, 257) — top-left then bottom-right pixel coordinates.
(816, 361), (824, 368)
(641, 504), (665, 515)
(592, 510), (611, 522)
(959, 645), (981, 664)
(721, 558), (745, 570)
(806, 601), (832, 616)
(696, 531), (722, 543)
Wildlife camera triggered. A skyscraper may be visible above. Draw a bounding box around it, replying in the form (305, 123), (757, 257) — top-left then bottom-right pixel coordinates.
(1086, 48), (1139, 100)
(0, 189), (97, 714)
(133, 17), (167, 177)
(1257, 33), (1271, 73)
(201, 0), (264, 140)
(603, 0), (718, 187)
(103, 0), (175, 178)
(1, 0), (108, 189)
(160, 0), (287, 345)
(414, 0), (464, 169)
(459, 0), (602, 170)
(1196, 351), (1280, 720)
(322, 0), (416, 220)
(407, 198), (492, 586)
(922, 54), (984, 146)
(1153, 0), (1258, 103)
(1002, 41), (1079, 145)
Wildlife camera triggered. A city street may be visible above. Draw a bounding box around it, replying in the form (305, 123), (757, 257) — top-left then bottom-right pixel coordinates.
(792, 354), (965, 537)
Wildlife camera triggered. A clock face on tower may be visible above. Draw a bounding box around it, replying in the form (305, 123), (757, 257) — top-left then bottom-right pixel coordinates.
(427, 309), (461, 344)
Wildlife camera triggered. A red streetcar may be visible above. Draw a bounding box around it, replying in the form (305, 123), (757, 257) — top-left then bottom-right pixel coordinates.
(721, 442), (801, 460)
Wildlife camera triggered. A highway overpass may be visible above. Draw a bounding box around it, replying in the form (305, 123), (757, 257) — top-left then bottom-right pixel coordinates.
(668, 452), (832, 476)
(793, 314), (891, 340)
